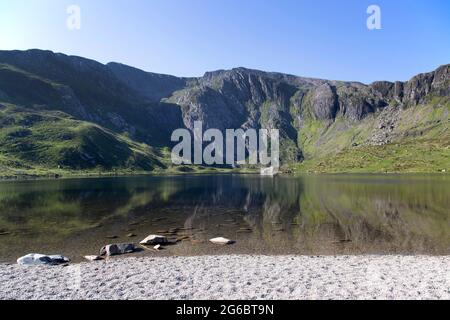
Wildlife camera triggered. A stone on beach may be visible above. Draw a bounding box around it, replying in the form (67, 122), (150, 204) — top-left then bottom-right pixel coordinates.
(48, 255), (70, 264)
(140, 235), (168, 245)
(17, 254), (70, 266)
(209, 237), (234, 245)
(84, 255), (104, 261)
(153, 245), (161, 251)
(100, 243), (135, 257)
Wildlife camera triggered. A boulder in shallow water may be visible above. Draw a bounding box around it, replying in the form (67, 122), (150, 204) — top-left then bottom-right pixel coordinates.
(140, 235), (168, 245)
(100, 243), (135, 256)
(17, 254), (70, 266)
(209, 237), (235, 245)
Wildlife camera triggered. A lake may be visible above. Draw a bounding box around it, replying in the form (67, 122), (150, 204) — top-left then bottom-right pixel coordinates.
(0, 174), (448, 262)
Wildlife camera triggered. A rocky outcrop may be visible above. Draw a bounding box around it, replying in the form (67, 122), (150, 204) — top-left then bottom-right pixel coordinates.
(432, 65), (450, 96)
(370, 64), (449, 106)
(336, 84), (387, 121)
(107, 62), (187, 103)
(168, 68), (304, 162)
(403, 72), (435, 105)
(310, 83), (339, 120)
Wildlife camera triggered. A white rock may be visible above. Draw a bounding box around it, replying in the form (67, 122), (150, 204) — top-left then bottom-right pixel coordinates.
(84, 255), (103, 261)
(209, 237), (234, 245)
(100, 243), (135, 256)
(153, 245), (161, 251)
(140, 235), (168, 245)
(48, 255), (70, 264)
(260, 166), (279, 176)
(17, 253), (70, 266)
(17, 254), (50, 266)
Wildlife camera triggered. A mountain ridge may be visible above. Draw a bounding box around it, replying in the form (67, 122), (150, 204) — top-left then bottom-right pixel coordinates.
(0, 49), (448, 177)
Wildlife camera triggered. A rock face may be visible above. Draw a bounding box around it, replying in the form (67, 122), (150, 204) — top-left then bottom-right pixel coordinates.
(107, 62), (186, 103)
(336, 84), (387, 121)
(100, 243), (136, 257)
(0, 49), (448, 171)
(370, 64), (450, 106)
(0, 49), (184, 148)
(310, 84), (339, 120)
(17, 254), (70, 266)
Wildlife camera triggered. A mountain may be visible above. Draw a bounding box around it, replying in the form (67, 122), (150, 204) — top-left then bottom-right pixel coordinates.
(0, 49), (448, 177)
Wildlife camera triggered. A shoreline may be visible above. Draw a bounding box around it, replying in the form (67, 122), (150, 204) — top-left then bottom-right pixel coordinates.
(1, 254), (448, 300)
(3, 252), (450, 266)
(0, 170), (448, 183)
(0, 169), (261, 182)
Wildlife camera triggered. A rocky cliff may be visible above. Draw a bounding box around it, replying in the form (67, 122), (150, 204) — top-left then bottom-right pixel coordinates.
(0, 49), (448, 175)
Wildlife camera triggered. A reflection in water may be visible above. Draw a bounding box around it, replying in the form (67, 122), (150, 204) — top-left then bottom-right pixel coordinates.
(0, 174), (448, 262)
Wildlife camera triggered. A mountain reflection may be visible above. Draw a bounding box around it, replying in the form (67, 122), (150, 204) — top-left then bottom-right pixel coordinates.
(0, 174), (448, 261)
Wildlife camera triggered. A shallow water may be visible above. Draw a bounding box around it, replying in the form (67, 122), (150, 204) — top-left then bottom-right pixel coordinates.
(0, 174), (448, 262)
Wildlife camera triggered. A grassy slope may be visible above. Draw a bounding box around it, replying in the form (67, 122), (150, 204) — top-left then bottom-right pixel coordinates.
(0, 60), (448, 177)
(0, 103), (168, 178)
(1, 99), (448, 177)
(0, 104), (256, 178)
(291, 98), (450, 173)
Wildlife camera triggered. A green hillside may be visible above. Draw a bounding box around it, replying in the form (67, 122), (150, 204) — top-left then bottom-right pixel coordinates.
(290, 97), (449, 173)
(0, 49), (448, 178)
(0, 103), (168, 178)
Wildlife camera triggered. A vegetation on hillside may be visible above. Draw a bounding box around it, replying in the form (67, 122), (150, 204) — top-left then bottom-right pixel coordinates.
(290, 98), (449, 173)
(0, 50), (448, 178)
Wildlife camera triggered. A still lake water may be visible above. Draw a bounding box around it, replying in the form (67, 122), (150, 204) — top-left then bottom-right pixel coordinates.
(0, 174), (448, 262)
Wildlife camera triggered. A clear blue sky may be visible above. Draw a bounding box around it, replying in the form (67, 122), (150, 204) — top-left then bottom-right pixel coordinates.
(0, 0), (449, 83)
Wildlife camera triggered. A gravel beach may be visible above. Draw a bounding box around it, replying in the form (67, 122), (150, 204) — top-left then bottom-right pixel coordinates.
(1, 255), (449, 300)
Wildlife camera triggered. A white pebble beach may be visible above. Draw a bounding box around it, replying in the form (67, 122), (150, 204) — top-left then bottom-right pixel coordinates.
(0, 255), (449, 300)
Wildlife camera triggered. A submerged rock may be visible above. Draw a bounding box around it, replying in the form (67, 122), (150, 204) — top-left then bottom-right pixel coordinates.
(17, 254), (70, 266)
(237, 228), (253, 233)
(140, 235), (168, 245)
(209, 237), (234, 245)
(100, 243), (135, 256)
